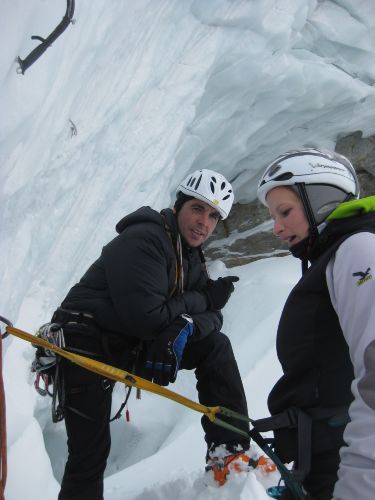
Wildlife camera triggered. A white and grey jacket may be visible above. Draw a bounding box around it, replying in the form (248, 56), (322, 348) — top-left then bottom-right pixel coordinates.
(328, 232), (375, 499)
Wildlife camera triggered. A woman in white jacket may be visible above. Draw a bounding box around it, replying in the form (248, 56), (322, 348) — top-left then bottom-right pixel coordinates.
(256, 148), (375, 499)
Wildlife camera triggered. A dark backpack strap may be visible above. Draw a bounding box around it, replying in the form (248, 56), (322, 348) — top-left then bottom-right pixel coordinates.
(252, 408), (310, 483)
(253, 407), (299, 432)
(252, 405), (349, 484)
(295, 410), (312, 483)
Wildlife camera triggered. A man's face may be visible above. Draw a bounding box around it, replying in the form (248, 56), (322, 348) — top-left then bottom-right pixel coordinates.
(176, 199), (220, 247)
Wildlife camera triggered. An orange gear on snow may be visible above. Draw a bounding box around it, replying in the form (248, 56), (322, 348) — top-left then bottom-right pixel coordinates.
(208, 453), (276, 486)
(209, 452), (250, 486)
(256, 455), (277, 474)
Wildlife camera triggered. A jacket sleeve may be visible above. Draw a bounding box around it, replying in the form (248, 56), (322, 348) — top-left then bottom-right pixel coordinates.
(189, 310), (223, 341)
(102, 224), (209, 339)
(326, 233), (375, 500)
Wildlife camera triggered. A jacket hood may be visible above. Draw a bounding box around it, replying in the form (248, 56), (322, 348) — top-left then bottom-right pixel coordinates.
(115, 206), (177, 235)
(291, 196), (375, 263)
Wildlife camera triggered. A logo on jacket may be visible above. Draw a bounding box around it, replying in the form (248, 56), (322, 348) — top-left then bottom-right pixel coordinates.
(352, 267), (373, 286)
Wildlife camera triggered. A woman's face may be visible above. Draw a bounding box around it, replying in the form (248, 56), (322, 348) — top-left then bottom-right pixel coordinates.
(266, 186), (310, 247)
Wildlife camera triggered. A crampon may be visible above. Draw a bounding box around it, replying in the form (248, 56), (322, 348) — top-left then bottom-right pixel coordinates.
(206, 451), (276, 486)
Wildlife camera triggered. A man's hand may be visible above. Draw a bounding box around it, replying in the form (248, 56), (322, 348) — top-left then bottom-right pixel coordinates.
(145, 314), (193, 386)
(204, 276), (239, 310)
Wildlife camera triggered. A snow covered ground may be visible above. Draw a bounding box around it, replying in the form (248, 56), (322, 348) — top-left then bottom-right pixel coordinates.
(1, 1), (375, 499)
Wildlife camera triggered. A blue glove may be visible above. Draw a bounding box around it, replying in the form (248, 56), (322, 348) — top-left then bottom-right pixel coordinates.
(145, 314), (194, 386)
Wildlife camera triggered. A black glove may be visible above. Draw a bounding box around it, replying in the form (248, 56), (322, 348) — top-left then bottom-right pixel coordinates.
(145, 314), (194, 386)
(204, 276), (239, 310)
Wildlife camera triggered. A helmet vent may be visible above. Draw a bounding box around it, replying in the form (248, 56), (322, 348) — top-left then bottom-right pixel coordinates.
(274, 172), (293, 181)
(194, 173), (202, 190)
(268, 164), (281, 177)
(210, 177), (217, 194)
(176, 168), (234, 219)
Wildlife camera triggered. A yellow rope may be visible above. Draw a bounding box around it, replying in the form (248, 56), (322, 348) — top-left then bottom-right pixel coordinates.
(6, 325), (220, 422)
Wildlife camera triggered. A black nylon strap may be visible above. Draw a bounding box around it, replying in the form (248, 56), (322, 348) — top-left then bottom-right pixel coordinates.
(253, 407), (298, 432)
(295, 410), (312, 482)
(252, 405), (349, 486)
(52, 307), (96, 327)
(253, 405), (349, 432)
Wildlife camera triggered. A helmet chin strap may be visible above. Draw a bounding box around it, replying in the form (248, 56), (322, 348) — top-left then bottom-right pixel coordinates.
(295, 183), (319, 274)
(295, 183), (318, 237)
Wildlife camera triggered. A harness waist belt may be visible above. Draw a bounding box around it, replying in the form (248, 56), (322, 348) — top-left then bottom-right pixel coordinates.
(253, 405), (349, 433)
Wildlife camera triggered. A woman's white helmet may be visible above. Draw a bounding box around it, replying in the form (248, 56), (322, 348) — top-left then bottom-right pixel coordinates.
(257, 148), (359, 226)
(177, 169), (234, 219)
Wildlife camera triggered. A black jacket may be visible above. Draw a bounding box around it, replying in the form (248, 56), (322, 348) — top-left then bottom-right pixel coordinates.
(269, 212), (375, 417)
(61, 207), (222, 340)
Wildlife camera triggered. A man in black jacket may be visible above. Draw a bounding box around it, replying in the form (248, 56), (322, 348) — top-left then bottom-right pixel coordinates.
(52, 169), (250, 500)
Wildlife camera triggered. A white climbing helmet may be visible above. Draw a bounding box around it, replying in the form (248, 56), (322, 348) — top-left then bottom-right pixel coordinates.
(257, 148), (360, 226)
(177, 169), (234, 219)
(257, 148), (359, 205)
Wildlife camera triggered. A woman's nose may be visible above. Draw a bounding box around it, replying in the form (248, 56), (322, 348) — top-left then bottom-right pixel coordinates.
(273, 219), (284, 236)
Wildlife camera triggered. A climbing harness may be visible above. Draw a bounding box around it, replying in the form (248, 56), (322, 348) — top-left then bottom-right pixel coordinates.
(252, 405), (349, 497)
(16, 0), (75, 74)
(50, 307), (144, 422)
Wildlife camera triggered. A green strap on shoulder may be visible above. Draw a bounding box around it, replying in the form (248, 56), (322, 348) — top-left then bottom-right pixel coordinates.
(327, 195), (375, 220)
